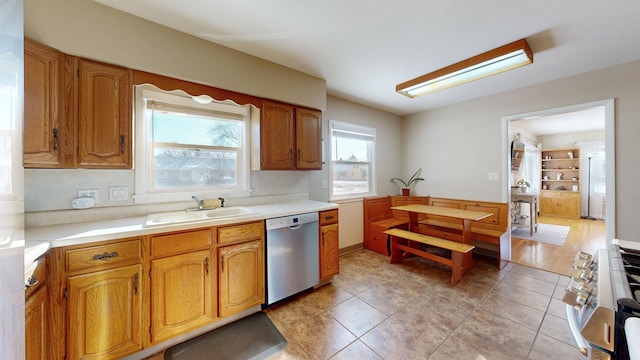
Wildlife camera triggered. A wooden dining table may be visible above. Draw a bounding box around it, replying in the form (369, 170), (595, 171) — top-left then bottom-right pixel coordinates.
(390, 204), (493, 273)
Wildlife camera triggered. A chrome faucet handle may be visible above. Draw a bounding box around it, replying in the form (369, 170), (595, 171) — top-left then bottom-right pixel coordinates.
(192, 195), (204, 209)
(218, 197), (225, 208)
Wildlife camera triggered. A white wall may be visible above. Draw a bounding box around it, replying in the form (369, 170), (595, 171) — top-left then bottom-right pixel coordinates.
(403, 60), (640, 239)
(0, 0), (26, 357)
(539, 130), (604, 149)
(309, 96), (403, 249)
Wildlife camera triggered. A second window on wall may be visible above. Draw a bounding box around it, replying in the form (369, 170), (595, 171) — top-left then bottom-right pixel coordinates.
(329, 120), (376, 200)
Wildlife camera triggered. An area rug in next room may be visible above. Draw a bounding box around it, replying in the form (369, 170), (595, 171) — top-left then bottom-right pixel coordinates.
(164, 312), (287, 360)
(511, 223), (570, 246)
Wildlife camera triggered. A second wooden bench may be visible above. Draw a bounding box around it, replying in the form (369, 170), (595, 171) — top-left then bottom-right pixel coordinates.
(384, 228), (475, 285)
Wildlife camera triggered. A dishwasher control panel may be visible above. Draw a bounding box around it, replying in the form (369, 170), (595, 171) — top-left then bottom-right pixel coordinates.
(265, 212), (319, 230)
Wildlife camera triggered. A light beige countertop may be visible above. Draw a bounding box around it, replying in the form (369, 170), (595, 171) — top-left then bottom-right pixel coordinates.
(25, 200), (338, 250)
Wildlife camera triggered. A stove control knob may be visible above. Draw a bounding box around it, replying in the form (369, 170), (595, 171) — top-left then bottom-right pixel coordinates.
(568, 268), (594, 282)
(575, 251), (593, 262)
(572, 252), (595, 270)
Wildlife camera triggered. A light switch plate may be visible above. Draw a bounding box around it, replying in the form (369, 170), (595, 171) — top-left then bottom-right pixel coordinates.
(488, 172), (500, 182)
(109, 186), (129, 201)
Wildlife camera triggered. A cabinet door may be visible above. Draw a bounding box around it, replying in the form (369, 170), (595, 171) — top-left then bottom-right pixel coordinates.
(25, 285), (48, 360)
(67, 264), (143, 360)
(218, 240), (264, 317)
(76, 59), (131, 168)
(295, 107), (322, 170)
(24, 39), (65, 168)
(320, 224), (339, 280)
(540, 192), (580, 218)
(151, 250), (216, 343)
(260, 100), (294, 169)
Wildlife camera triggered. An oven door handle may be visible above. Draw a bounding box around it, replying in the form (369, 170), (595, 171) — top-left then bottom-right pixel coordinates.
(566, 304), (589, 356)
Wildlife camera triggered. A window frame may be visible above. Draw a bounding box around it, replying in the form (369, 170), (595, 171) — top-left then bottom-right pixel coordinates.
(133, 86), (252, 204)
(328, 120), (377, 200)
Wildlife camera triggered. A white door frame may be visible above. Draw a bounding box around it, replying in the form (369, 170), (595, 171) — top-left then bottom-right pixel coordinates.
(501, 99), (616, 248)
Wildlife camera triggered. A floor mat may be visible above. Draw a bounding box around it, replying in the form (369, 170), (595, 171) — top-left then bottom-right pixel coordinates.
(164, 312), (287, 360)
(511, 223), (570, 246)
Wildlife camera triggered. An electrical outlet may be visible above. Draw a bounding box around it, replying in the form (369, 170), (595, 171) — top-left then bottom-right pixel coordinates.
(322, 180), (327, 190)
(77, 189), (100, 203)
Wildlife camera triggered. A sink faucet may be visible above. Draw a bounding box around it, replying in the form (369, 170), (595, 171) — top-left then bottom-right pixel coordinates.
(218, 197), (225, 208)
(192, 195), (204, 210)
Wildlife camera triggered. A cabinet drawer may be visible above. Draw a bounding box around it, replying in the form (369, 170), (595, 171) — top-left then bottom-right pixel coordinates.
(151, 229), (212, 258)
(217, 221), (263, 245)
(66, 239), (141, 273)
(319, 209), (338, 226)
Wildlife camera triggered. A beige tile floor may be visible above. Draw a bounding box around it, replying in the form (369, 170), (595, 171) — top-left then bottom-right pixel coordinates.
(264, 249), (586, 360)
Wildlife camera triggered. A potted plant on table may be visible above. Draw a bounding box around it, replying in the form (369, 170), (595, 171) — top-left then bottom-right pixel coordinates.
(516, 179), (530, 193)
(391, 168), (425, 196)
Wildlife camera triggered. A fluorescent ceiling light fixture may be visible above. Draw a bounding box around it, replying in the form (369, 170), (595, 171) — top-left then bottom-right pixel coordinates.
(396, 38), (533, 98)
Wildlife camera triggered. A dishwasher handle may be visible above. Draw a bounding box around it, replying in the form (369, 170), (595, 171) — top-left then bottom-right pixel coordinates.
(288, 224), (303, 230)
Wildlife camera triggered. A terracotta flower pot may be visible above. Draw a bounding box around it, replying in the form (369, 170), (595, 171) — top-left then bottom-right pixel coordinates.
(402, 188), (410, 196)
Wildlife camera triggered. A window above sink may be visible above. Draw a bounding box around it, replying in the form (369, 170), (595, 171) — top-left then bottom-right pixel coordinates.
(133, 85), (255, 204)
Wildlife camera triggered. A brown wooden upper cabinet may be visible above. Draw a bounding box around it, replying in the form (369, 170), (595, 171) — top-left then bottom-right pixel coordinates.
(23, 39), (132, 169)
(24, 39), (66, 168)
(75, 58), (131, 168)
(255, 99), (322, 170)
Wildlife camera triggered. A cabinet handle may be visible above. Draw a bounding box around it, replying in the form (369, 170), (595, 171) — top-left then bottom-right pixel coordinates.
(322, 232), (325, 246)
(133, 273), (139, 295)
(120, 135), (125, 154)
(26, 274), (39, 287)
(52, 128), (59, 152)
(221, 255), (225, 273)
(289, 148), (293, 160)
(204, 257), (210, 276)
(92, 251), (119, 261)
(297, 148), (301, 163)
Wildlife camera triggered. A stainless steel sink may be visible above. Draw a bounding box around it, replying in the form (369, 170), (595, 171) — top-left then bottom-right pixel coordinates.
(144, 206), (255, 227)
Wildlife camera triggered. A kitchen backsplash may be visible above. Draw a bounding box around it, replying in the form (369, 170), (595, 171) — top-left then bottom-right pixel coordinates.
(24, 169), (311, 226)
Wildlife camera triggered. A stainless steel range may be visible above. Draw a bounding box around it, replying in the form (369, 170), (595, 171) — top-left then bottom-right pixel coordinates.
(563, 240), (640, 360)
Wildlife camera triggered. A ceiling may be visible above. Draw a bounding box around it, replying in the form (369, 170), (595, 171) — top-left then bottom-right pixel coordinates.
(95, 0), (640, 117)
(511, 106), (605, 136)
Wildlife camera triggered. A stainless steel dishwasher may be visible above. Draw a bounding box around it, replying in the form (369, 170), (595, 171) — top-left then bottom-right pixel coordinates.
(265, 212), (319, 305)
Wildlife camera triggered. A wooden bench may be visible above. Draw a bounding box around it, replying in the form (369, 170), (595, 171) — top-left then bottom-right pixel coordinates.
(364, 196), (430, 255)
(363, 196), (409, 255)
(385, 228), (474, 285)
(416, 197), (509, 269)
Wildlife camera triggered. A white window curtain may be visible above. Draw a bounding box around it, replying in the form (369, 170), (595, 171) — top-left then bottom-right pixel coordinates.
(521, 144), (541, 192)
(577, 140), (605, 219)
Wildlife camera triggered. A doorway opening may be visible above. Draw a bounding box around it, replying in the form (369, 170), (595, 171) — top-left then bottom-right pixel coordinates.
(502, 99), (615, 274)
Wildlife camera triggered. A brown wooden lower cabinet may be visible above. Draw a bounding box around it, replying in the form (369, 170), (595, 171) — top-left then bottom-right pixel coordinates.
(25, 285), (48, 360)
(539, 190), (580, 218)
(218, 240), (264, 318)
(67, 264), (143, 360)
(150, 250), (216, 343)
(41, 220), (270, 359)
(319, 209), (340, 281)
